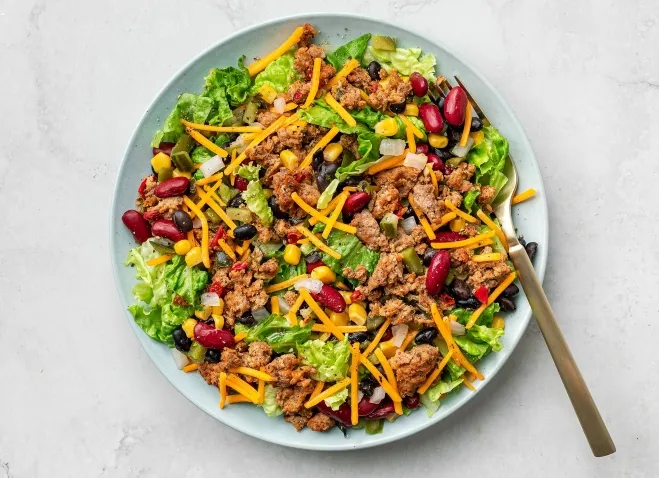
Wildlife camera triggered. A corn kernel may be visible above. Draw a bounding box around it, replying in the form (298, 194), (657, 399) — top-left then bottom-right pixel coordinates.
(259, 84), (278, 103)
(283, 244), (301, 265)
(323, 143), (344, 162)
(195, 306), (212, 320)
(173, 169), (192, 179)
(404, 103), (419, 116)
(379, 340), (398, 358)
(334, 280), (350, 291)
(339, 291), (352, 305)
(263, 188), (273, 199)
(470, 130), (485, 145)
(151, 152), (172, 173)
(182, 318), (197, 339)
(212, 300), (224, 316)
(374, 117), (399, 137)
(348, 303), (367, 326)
(428, 133), (449, 149)
(492, 317), (505, 329)
(329, 311), (349, 327)
(174, 239), (192, 255)
(310, 266), (336, 284)
(449, 218), (466, 233)
(185, 246), (203, 266)
(212, 314), (225, 329)
(279, 149), (299, 170)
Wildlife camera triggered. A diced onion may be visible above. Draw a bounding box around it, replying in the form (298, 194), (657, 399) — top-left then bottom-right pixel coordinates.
(379, 138), (406, 156)
(403, 152), (428, 170)
(450, 136), (474, 157)
(358, 391), (364, 402)
(277, 296), (292, 314)
(450, 320), (466, 336)
(201, 292), (221, 306)
(229, 135), (249, 154)
(401, 216), (417, 234)
(369, 386), (386, 404)
(171, 348), (189, 370)
(273, 97), (286, 114)
(294, 278), (324, 294)
(391, 324), (409, 347)
(252, 307), (270, 322)
(200, 155), (225, 178)
(192, 216), (202, 229)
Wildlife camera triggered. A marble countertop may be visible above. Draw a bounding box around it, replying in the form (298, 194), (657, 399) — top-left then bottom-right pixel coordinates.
(1, 0), (657, 476)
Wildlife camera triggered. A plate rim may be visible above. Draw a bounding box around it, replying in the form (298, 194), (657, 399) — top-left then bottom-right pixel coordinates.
(109, 11), (549, 451)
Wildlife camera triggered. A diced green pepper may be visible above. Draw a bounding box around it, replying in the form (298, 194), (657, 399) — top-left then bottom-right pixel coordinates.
(219, 183), (237, 204)
(401, 247), (424, 275)
(226, 207), (252, 223)
(205, 208), (222, 224)
(158, 167), (174, 182)
(446, 156), (466, 168)
(187, 341), (206, 362)
(171, 151), (194, 172)
(243, 101), (258, 125)
(380, 213), (399, 238)
(371, 36), (396, 51)
(366, 316), (385, 332)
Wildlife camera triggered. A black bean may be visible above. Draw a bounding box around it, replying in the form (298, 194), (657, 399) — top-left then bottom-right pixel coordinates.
(525, 242), (538, 262)
(367, 61), (382, 81)
(432, 147), (453, 159)
(172, 327), (192, 352)
(237, 311), (256, 326)
(401, 206), (415, 220)
(471, 116), (483, 132)
(289, 216), (306, 225)
(317, 162), (339, 192)
(343, 176), (363, 187)
(172, 210), (193, 233)
(268, 196), (289, 219)
(518, 236), (527, 247)
(233, 224), (257, 240)
(502, 283), (519, 298)
(348, 332), (370, 343)
(415, 328), (438, 345)
(389, 101), (406, 114)
(497, 296), (517, 311)
(447, 127), (462, 143)
(228, 194), (245, 208)
(450, 279), (471, 300)
(423, 249), (438, 266)
(456, 297), (481, 309)
(205, 318), (215, 326)
(305, 251), (322, 263)
(312, 150), (324, 172)
(359, 375), (379, 397)
(205, 349), (221, 363)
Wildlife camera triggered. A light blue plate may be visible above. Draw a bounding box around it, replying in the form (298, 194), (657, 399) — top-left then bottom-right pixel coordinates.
(110, 13), (548, 450)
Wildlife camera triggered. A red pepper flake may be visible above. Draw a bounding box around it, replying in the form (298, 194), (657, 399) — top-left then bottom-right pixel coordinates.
(439, 293), (455, 310)
(474, 285), (489, 304)
(230, 261), (248, 272)
(294, 171), (309, 182)
(351, 290), (363, 302)
(173, 295), (190, 307)
(209, 227), (226, 249)
(208, 281), (226, 298)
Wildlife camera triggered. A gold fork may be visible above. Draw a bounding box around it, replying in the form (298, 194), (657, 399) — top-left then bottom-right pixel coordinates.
(445, 76), (616, 457)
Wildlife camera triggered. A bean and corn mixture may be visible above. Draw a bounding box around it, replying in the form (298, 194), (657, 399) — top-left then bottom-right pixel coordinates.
(122, 24), (539, 435)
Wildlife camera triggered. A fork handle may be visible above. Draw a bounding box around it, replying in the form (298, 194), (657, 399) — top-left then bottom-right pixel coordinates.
(508, 243), (616, 457)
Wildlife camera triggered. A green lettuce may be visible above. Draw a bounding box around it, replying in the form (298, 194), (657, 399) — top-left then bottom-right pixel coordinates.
(450, 302), (499, 327)
(204, 58), (251, 105)
(363, 46), (436, 79)
(321, 229), (380, 285)
(438, 342), (466, 381)
(462, 189), (480, 213)
(327, 34), (372, 71)
(297, 338), (351, 381)
(243, 181), (273, 226)
(420, 377), (465, 417)
(469, 324), (505, 352)
(237, 164), (261, 181)
(466, 126), (509, 196)
(251, 52), (298, 94)
(324, 388), (349, 410)
(297, 98), (368, 134)
(316, 179), (340, 210)
(453, 336), (490, 361)
(261, 385), (283, 417)
(365, 419), (385, 435)
(234, 314), (312, 353)
(152, 93), (214, 147)
(273, 250), (306, 284)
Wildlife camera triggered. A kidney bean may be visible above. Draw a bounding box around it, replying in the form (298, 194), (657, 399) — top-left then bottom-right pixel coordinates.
(497, 296), (517, 311)
(154, 177), (189, 198)
(122, 210), (152, 243)
(172, 210), (193, 233)
(415, 143), (429, 155)
(153, 142), (175, 157)
(426, 250), (450, 296)
(357, 396), (380, 416)
(502, 283), (519, 298)
(410, 72), (428, 97)
(234, 176), (249, 191)
(403, 394), (420, 410)
(151, 219), (186, 242)
(525, 242), (538, 261)
(194, 322), (235, 349)
(449, 279), (471, 300)
(426, 153), (446, 173)
(365, 400), (395, 419)
(444, 87), (468, 127)
(343, 191), (371, 215)
(433, 231), (467, 243)
(311, 284), (346, 313)
(316, 401), (352, 427)
(306, 261), (325, 274)
(419, 103), (444, 134)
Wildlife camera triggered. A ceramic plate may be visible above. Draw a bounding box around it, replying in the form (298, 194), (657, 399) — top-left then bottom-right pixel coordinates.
(110, 13), (548, 450)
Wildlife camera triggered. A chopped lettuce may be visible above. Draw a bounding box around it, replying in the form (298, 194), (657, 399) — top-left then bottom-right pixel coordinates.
(261, 385), (284, 417)
(273, 250), (306, 284)
(316, 179), (340, 210)
(243, 180), (273, 226)
(253, 241), (284, 258)
(462, 189), (480, 213)
(297, 338), (351, 381)
(204, 57), (251, 106)
(453, 335), (490, 361)
(152, 93), (214, 147)
(237, 164), (261, 181)
(251, 52), (298, 94)
(466, 126), (509, 196)
(420, 377), (465, 417)
(297, 98), (369, 134)
(450, 302), (499, 328)
(365, 419), (385, 435)
(320, 229), (380, 285)
(327, 34), (372, 71)
(469, 324), (505, 352)
(234, 314), (312, 353)
(363, 46), (436, 80)
(438, 342), (466, 381)
(324, 388), (349, 410)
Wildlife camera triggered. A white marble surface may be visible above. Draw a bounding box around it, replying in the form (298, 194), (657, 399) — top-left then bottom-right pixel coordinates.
(1, 0), (658, 476)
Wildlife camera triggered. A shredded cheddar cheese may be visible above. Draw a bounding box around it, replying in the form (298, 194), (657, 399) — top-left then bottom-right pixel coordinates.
(295, 225), (343, 259)
(181, 119), (263, 133)
(462, 375), (476, 391)
(322, 191), (349, 239)
(146, 254), (174, 267)
(408, 193), (436, 240)
(444, 200), (478, 223)
(367, 151), (407, 175)
(247, 26), (305, 76)
(226, 394), (252, 404)
(186, 128), (229, 158)
(217, 239), (237, 261)
(350, 342), (360, 425)
(225, 115), (288, 174)
(459, 103), (472, 147)
(466, 238), (495, 250)
(476, 209), (509, 250)
(219, 372), (228, 409)
(300, 126), (340, 168)
(426, 164), (438, 195)
(311, 324), (368, 333)
(399, 114), (424, 139)
(359, 356), (402, 402)
(363, 318), (392, 358)
(432, 211), (457, 231)
(299, 289), (345, 340)
(399, 330), (419, 351)
(511, 187), (537, 205)
(325, 93), (357, 127)
(233, 332), (248, 342)
(375, 349), (403, 415)
(302, 57), (322, 109)
(309, 191), (351, 225)
(472, 252), (502, 262)
(182, 363), (199, 373)
(264, 273), (309, 294)
(304, 378), (351, 408)
(195, 172), (224, 187)
(310, 380), (325, 400)
(326, 58), (360, 89)
(466, 272), (517, 329)
(226, 374), (260, 403)
(431, 230), (496, 249)
(182, 197), (210, 269)
(417, 350), (454, 394)
(229, 367), (274, 382)
(270, 296), (279, 315)
(197, 187), (237, 230)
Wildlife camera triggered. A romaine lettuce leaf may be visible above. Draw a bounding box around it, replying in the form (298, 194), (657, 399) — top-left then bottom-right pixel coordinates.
(363, 46), (436, 80)
(468, 324), (505, 352)
(297, 338), (351, 381)
(453, 336), (490, 361)
(151, 93), (214, 147)
(336, 131), (384, 182)
(235, 314), (312, 353)
(237, 164), (261, 181)
(261, 385), (284, 417)
(450, 302), (499, 328)
(316, 178), (340, 210)
(273, 251), (306, 284)
(324, 388), (349, 410)
(327, 34), (372, 71)
(466, 126), (509, 195)
(462, 189), (480, 213)
(320, 229), (380, 284)
(243, 180), (273, 226)
(420, 376), (465, 416)
(251, 52), (298, 94)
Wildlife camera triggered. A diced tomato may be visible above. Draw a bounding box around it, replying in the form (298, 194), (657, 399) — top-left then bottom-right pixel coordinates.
(286, 231), (301, 244)
(351, 290), (363, 302)
(208, 281), (226, 298)
(230, 261), (248, 272)
(474, 285), (489, 304)
(209, 227), (226, 248)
